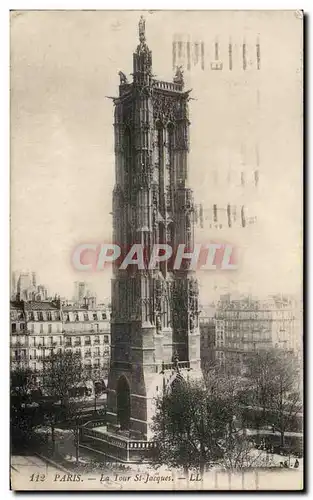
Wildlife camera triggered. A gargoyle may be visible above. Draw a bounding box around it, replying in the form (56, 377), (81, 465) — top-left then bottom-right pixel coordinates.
(118, 71), (128, 84)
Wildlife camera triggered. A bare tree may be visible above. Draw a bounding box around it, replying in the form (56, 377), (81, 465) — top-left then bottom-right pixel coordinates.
(85, 365), (107, 413)
(219, 430), (274, 470)
(245, 348), (302, 448)
(41, 351), (88, 461)
(11, 366), (35, 404)
(151, 373), (252, 474)
(203, 365), (270, 469)
(11, 367), (40, 449)
(152, 379), (213, 474)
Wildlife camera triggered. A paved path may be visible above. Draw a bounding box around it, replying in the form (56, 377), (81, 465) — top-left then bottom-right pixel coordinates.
(11, 454), (60, 475)
(11, 454), (62, 490)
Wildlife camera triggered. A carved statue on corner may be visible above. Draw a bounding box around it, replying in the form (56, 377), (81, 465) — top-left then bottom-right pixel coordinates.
(156, 314), (162, 332)
(172, 351), (180, 371)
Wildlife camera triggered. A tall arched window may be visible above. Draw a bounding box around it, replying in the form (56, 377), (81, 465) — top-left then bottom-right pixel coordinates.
(116, 376), (131, 430)
(241, 206), (246, 228)
(166, 123), (174, 212)
(227, 204), (232, 228)
(156, 123), (165, 215)
(124, 126), (132, 191)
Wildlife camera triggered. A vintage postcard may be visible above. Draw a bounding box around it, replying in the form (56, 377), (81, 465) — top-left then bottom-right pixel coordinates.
(10, 10), (303, 491)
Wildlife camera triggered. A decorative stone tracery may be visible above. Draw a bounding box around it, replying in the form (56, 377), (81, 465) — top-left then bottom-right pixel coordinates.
(107, 16), (200, 445)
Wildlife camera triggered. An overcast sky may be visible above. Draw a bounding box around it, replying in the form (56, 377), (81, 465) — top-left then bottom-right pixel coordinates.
(11, 10), (302, 302)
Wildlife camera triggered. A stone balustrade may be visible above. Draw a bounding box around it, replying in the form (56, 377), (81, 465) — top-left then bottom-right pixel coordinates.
(153, 80), (183, 92)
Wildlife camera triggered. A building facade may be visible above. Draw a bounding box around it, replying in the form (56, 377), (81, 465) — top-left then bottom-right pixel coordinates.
(10, 298), (111, 387)
(26, 301), (63, 374)
(269, 294), (302, 353)
(212, 294), (301, 372)
(10, 302), (28, 368)
(199, 305), (216, 370)
(62, 300), (110, 380)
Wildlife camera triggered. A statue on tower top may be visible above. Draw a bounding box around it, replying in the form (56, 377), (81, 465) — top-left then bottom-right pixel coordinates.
(134, 15), (152, 74)
(174, 65), (184, 87)
(139, 15), (146, 43)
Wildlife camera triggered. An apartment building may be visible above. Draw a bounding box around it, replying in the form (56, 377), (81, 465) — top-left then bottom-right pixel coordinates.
(11, 302), (28, 368)
(62, 301), (110, 379)
(270, 294), (302, 353)
(214, 294), (301, 371)
(26, 301), (63, 373)
(10, 298), (111, 385)
(199, 305), (216, 370)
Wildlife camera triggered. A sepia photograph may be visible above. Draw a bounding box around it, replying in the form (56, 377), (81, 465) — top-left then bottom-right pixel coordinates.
(10, 9), (303, 491)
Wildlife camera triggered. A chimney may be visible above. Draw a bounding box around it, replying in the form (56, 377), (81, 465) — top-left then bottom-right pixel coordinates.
(56, 295), (62, 310)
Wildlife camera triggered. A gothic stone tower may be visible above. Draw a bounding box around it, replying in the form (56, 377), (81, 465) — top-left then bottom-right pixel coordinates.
(106, 17), (201, 442)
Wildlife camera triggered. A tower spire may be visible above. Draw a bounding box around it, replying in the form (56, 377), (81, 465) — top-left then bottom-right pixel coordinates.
(133, 15), (152, 83)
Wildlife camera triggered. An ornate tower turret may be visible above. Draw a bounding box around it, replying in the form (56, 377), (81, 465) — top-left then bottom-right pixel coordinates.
(133, 16), (153, 86)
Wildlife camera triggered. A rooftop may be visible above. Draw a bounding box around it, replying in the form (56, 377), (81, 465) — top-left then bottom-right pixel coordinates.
(10, 301), (23, 310)
(24, 301), (59, 311)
